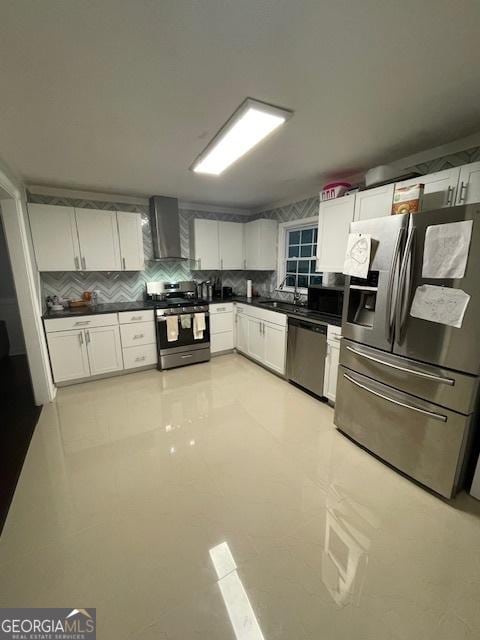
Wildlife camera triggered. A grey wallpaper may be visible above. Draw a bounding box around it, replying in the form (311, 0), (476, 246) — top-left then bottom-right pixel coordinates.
(32, 143), (480, 306)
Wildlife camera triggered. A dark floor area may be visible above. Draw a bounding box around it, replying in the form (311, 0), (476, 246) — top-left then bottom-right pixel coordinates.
(0, 355), (41, 534)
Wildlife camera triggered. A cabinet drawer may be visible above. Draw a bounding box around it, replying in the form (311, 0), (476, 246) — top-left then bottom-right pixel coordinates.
(211, 332), (234, 354)
(118, 309), (154, 324)
(44, 313), (118, 333)
(120, 321), (156, 347)
(123, 343), (158, 369)
(209, 302), (234, 315)
(210, 312), (233, 334)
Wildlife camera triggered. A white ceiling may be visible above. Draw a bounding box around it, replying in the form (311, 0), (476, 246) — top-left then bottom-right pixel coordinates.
(1, 1), (480, 209)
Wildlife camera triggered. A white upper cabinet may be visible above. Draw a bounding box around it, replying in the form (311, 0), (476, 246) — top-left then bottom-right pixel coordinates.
(456, 161), (480, 205)
(117, 211), (144, 271)
(28, 204), (81, 271)
(396, 167), (460, 211)
(29, 204), (144, 272)
(75, 209), (121, 271)
(245, 219), (277, 270)
(218, 221), (244, 269)
(354, 183), (394, 221)
(316, 194), (355, 273)
(192, 219), (220, 270)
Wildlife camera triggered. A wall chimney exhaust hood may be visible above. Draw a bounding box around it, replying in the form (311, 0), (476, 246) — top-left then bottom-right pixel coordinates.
(148, 196), (187, 260)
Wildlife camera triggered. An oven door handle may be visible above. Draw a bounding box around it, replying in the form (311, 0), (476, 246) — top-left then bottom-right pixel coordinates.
(343, 373), (447, 422)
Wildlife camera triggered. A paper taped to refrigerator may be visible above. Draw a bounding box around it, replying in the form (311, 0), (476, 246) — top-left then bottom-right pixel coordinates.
(343, 233), (371, 279)
(422, 220), (473, 279)
(410, 285), (470, 328)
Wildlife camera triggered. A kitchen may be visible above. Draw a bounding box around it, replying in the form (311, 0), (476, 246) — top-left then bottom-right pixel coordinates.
(2, 2), (480, 639)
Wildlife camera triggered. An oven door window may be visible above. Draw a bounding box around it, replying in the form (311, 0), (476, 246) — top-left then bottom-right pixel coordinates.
(157, 315), (210, 349)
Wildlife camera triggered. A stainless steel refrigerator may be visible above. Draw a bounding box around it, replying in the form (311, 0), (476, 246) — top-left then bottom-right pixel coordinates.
(335, 204), (480, 498)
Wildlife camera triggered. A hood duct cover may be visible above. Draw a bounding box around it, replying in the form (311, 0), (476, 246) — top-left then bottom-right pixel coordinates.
(148, 196), (187, 260)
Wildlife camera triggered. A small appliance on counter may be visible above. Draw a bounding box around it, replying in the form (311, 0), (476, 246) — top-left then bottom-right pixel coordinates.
(222, 286), (233, 298)
(307, 285), (344, 319)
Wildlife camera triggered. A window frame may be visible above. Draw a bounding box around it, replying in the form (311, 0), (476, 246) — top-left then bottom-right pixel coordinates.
(276, 216), (321, 294)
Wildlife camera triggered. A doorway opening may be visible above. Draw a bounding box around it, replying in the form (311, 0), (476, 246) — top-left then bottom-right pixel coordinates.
(0, 208), (41, 533)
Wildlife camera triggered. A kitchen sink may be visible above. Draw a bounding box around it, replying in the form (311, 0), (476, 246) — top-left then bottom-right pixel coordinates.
(258, 300), (307, 313)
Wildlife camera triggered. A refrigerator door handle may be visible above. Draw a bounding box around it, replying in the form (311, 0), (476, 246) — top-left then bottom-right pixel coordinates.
(345, 345), (455, 385)
(395, 226), (415, 342)
(385, 227), (404, 341)
(343, 373), (447, 422)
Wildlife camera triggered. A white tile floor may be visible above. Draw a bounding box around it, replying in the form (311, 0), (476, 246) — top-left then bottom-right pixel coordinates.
(1, 353), (480, 639)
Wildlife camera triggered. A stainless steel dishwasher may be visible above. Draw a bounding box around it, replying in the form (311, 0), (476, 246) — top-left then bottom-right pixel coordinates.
(287, 317), (327, 397)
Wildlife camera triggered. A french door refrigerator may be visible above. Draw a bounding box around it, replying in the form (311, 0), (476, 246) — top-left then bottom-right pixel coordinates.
(335, 204), (480, 498)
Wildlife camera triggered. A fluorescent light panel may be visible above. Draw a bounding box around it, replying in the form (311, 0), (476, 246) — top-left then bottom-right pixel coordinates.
(192, 98), (292, 175)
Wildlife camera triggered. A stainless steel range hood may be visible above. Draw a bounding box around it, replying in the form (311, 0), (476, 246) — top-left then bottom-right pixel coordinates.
(148, 196), (187, 260)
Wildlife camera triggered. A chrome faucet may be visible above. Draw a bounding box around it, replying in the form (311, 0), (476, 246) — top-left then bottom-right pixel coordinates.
(278, 276), (303, 306)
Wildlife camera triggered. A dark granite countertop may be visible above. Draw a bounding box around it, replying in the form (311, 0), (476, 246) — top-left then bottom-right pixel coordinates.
(43, 296), (342, 328)
(211, 296), (342, 327)
(42, 301), (157, 319)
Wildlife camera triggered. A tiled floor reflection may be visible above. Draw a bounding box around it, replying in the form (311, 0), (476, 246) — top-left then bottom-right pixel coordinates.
(1, 354), (480, 639)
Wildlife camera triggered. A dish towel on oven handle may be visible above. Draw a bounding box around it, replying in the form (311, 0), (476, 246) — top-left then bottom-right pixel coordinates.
(180, 314), (192, 329)
(193, 312), (206, 340)
(166, 315), (179, 342)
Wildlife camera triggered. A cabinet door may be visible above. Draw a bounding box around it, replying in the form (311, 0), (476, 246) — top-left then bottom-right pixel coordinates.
(235, 311), (249, 353)
(245, 221), (259, 269)
(263, 322), (286, 375)
(247, 317), (264, 363)
(396, 168), (460, 211)
(28, 204), (80, 271)
(218, 221), (244, 269)
(47, 329), (90, 382)
(193, 219), (220, 270)
(245, 219), (277, 270)
(457, 161), (480, 205)
(324, 342), (340, 403)
(75, 208), (121, 271)
(86, 325), (123, 376)
(117, 211), (144, 271)
(316, 194), (355, 272)
(354, 183), (394, 221)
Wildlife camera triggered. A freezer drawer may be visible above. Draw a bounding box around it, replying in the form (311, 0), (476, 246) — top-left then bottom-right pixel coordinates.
(334, 367), (474, 498)
(340, 338), (478, 415)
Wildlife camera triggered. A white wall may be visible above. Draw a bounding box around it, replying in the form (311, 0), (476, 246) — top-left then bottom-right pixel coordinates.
(0, 155), (55, 404)
(0, 214), (25, 354)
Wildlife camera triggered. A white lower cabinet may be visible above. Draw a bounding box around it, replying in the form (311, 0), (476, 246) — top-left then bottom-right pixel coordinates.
(234, 304), (287, 375)
(45, 311), (156, 384)
(209, 303), (235, 354)
(47, 329), (90, 383)
(86, 325), (123, 376)
(235, 311), (249, 354)
(263, 322), (287, 374)
(247, 317), (265, 362)
(123, 343), (157, 370)
(324, 326), (342, 403)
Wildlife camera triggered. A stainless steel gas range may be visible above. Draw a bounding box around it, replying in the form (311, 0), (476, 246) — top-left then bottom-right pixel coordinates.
(146, 281), (210, 370)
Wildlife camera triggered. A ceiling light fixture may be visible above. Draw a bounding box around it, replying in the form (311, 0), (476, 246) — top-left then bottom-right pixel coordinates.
(191, 98), (293, 176)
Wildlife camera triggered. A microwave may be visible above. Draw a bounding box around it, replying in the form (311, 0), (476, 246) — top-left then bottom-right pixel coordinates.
(307, 285), (344, 318)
